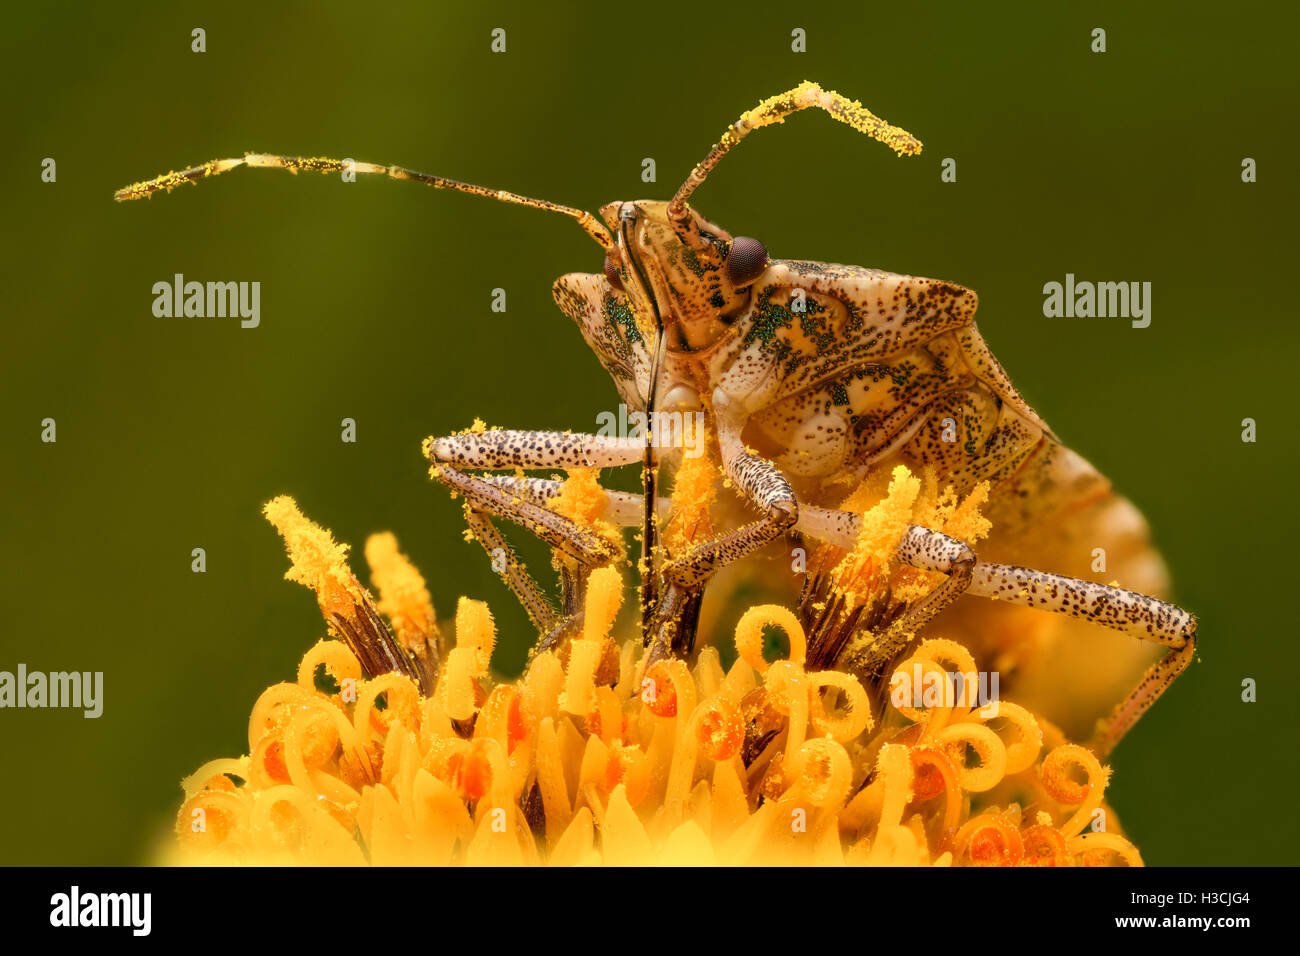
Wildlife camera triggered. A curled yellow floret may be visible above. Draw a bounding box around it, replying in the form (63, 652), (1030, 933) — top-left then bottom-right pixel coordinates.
(172, 474), (1145, 867)
(171, 588), (1141, 866)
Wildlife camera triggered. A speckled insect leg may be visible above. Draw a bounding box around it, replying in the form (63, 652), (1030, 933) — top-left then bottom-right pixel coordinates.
(460, 505), (558, 635)
(643, 584), (705, 668)
(433, 463), (621, 568)
(965, 561), (1197, 755)
(1090, 638), (1196, 757)
(843, 525), (978, 673)
(966, 563), (1195, 647)
(801, 516), (1196, 743)
(467, 473), (676, 647)
(800, 511), (1196, 646)
(658, 451), (798, 589)
(434, 464), (621, 653)
(474, 474), (710, 663)
(428, 429), (644, 471)
(891, 524), (1198, 752)
(892, 526), (976, 627)
(534, 563), (589, 656)
(474, 475), (672, 528)
(428, 431), (641, 648)
(427, 429), (643, 567)
(795, 503), (859, 550)
(645, 450), (799, 662)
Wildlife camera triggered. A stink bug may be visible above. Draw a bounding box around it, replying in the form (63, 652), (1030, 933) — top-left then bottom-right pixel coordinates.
(117, 81), (1195, 754)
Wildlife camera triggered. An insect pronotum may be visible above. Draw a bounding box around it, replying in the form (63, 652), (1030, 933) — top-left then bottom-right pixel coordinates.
(117, 81), (1196, 755)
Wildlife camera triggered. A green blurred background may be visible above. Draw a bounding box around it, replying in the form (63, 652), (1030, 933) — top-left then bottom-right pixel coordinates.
(2, 1), (1296, 865)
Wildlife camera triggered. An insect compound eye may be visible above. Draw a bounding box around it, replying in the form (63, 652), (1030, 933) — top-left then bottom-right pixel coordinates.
(603, 255), (624, 290)
(725, 236), (769, 287)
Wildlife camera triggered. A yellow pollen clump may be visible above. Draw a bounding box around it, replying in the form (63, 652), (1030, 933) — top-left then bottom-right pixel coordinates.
(665, 443), (718, 553)
(364, 532), (438, 650)
(264, 495), (350, 592)
(824, 466), (993, 613)
(263, 495), (363, 619)
(833, 465), (921, 606)
(550, 467), (608, 526)
(549, 468), (622, 554)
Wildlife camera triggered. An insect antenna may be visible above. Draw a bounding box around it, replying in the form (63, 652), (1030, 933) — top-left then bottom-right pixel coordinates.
(667, 81), (922, 243)
(115, 153), (616, 254)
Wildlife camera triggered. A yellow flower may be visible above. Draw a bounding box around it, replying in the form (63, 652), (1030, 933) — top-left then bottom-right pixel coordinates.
(167, 488), (1143, 867)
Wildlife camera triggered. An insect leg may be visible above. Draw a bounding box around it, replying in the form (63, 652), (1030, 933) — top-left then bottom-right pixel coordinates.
(961, 556), (1196, 756)
(473, 475), (672, 529)
(428, 429), (643, 471)
(1089, 637), (1196, 757)
(428, 430), (646, 649)
(656, 451), (798, 589)
(645, 447), (799, 661)
(668, 82), (921, 235)
(808, 519), (979, 675)
(473, 475), (718, 666)
(469, 474), (705, 659)
(797, 511), (1195, 647)
(802, 508), (1196, 753)
(433, 463), (621, 567)
(427, 430), (641, 569)
(436, 463), (621, 654)
(460, 505), (559, 635)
